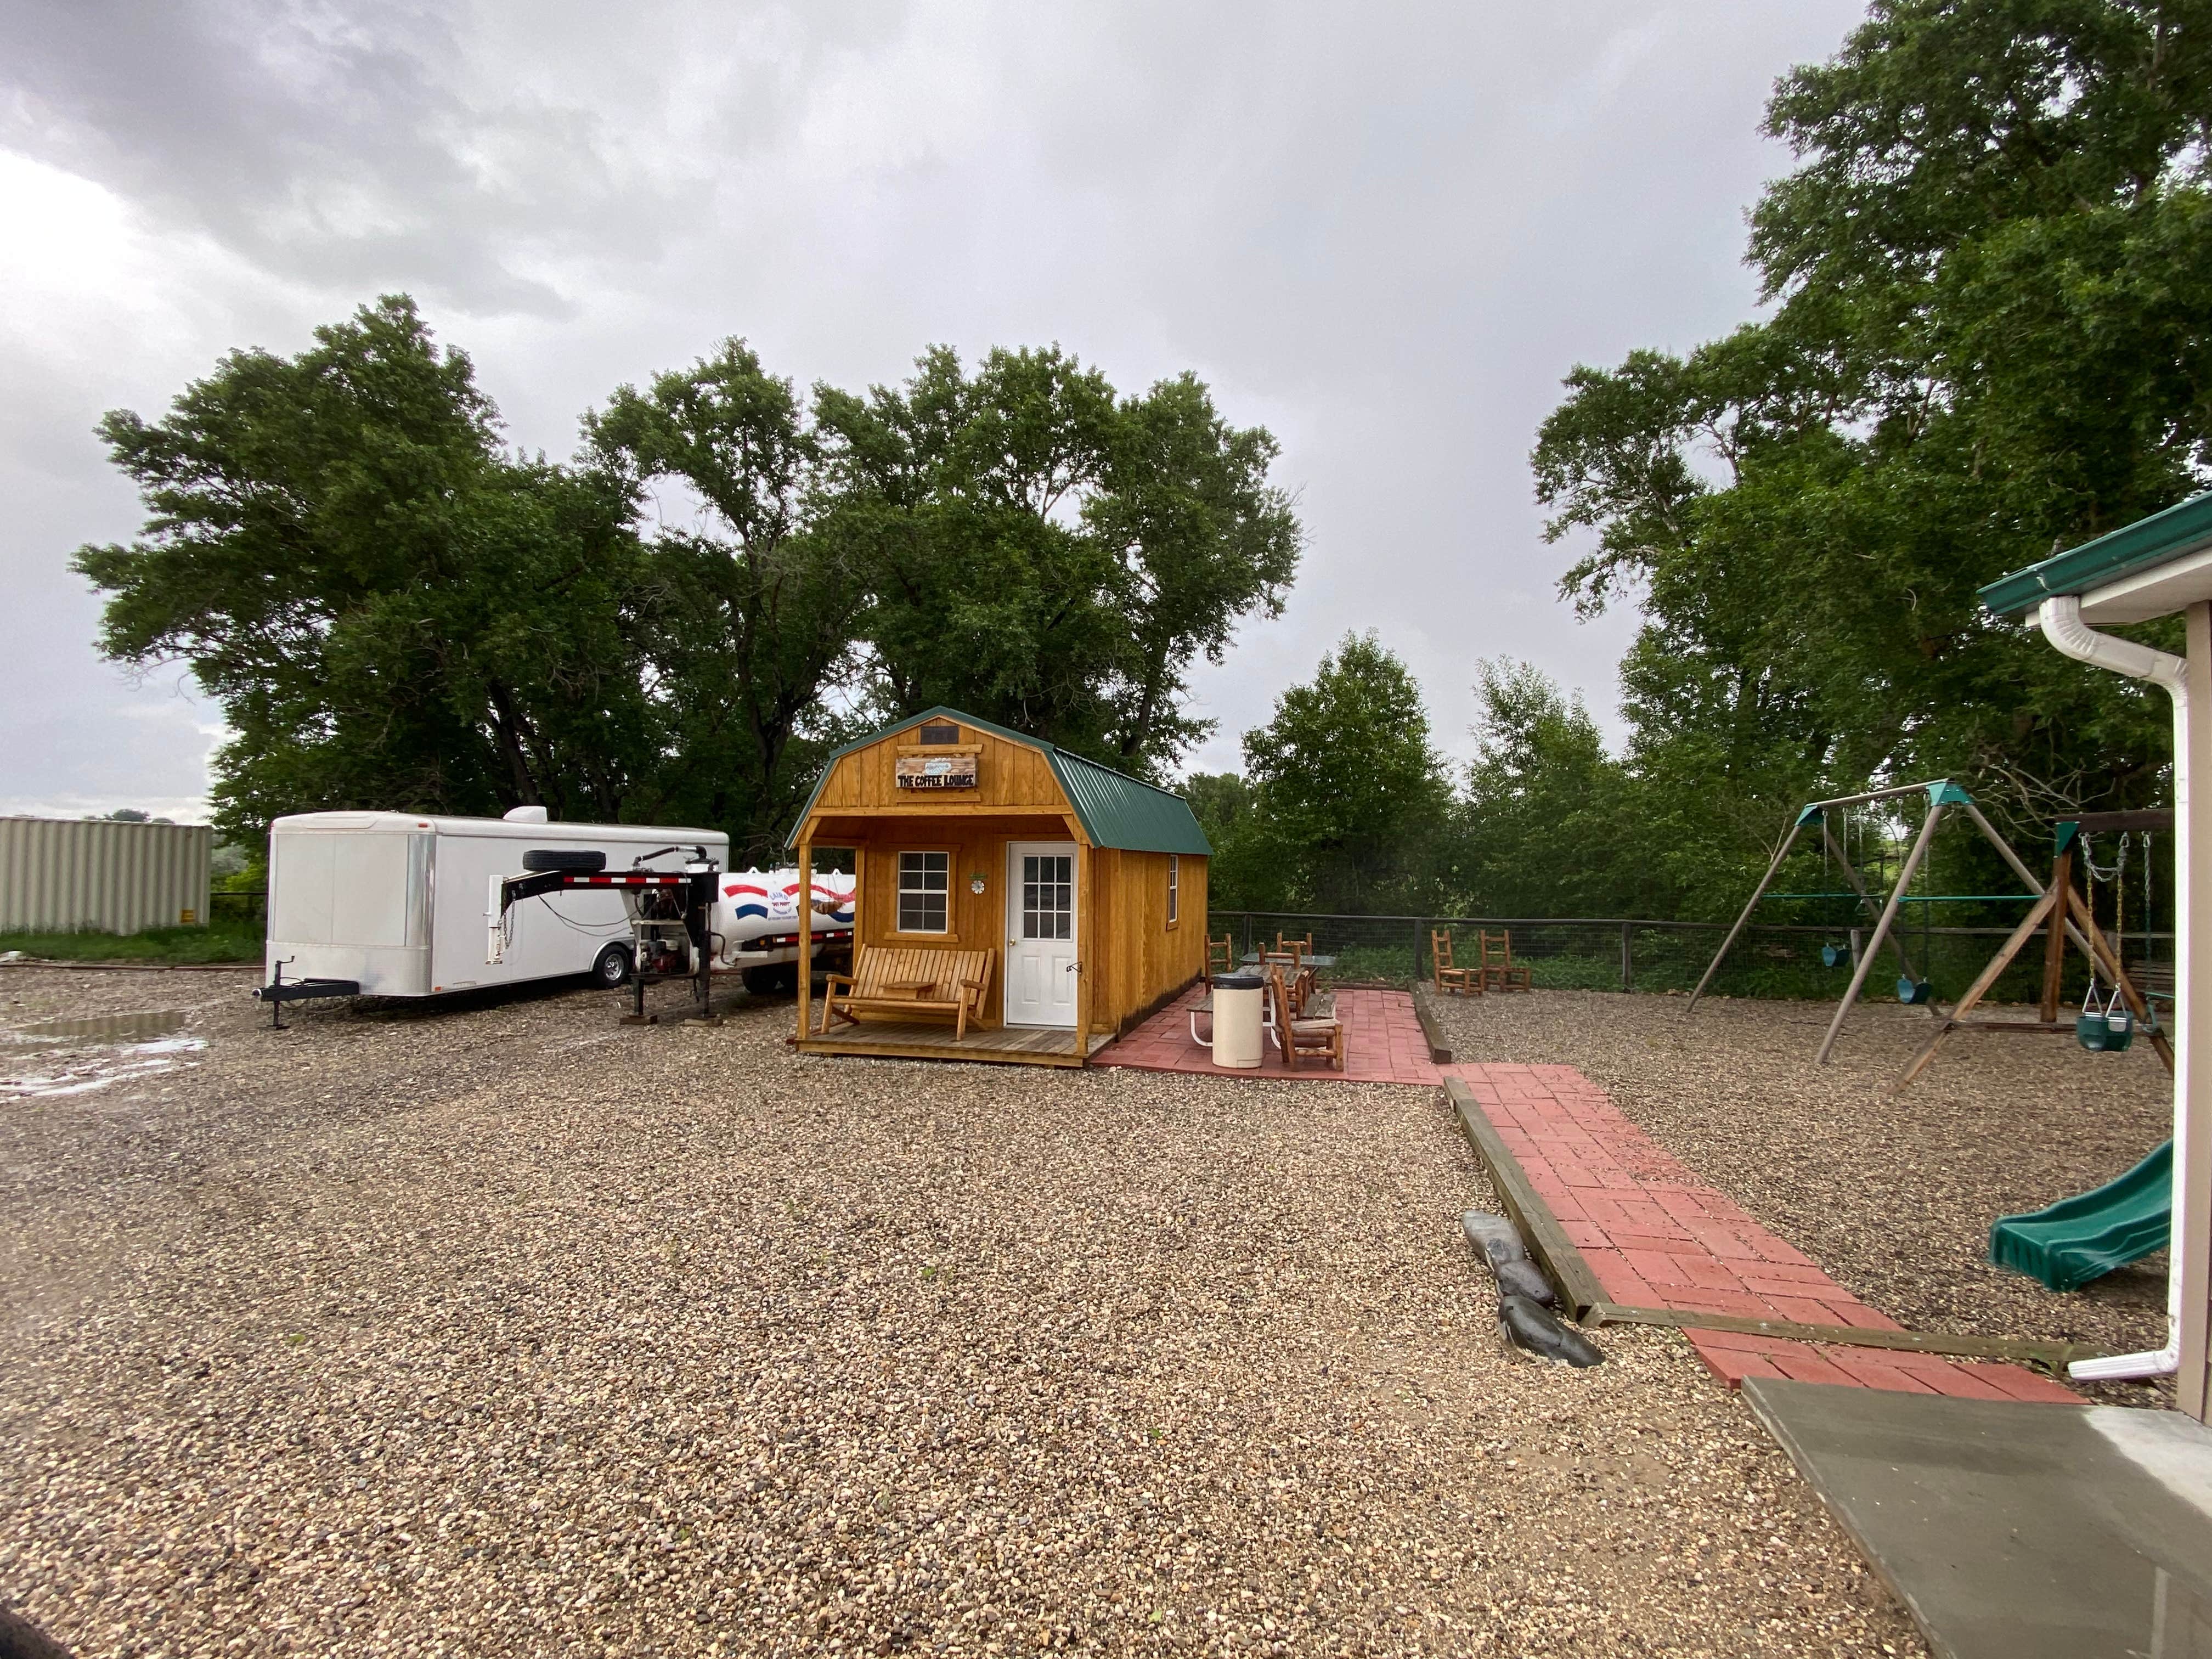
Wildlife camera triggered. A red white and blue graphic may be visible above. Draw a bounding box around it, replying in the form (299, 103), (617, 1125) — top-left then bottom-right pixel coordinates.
(714, 867), (855, 952)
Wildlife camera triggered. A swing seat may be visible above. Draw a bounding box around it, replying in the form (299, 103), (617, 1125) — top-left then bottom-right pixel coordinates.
(2076, 1010), (2134, 1053)
(1896, 975), (1933, 1005)
(1820, 943), (1845, 968)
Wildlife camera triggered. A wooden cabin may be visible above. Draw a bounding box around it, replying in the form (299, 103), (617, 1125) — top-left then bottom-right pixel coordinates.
(789, 707), (1211, 1065)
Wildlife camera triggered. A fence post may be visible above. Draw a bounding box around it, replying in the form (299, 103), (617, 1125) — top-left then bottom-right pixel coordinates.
(1620, 921), (1632, 992)
(1413, 917), (1424, 985)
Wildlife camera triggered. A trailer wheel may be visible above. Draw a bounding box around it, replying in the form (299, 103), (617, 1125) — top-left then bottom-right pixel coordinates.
(591, 943), (633, 988)
(523, 848), (606, 873)
(741, 964), (799, 996)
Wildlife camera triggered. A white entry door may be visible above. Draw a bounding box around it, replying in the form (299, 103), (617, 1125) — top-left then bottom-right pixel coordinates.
(1005, 842), (1079, 1026)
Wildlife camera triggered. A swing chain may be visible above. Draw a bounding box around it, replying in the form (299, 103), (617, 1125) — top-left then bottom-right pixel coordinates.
(2079, 831), (2126, 885)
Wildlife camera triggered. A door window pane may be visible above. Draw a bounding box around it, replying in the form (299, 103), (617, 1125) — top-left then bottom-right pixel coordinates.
(1021, 854), (1073, 940)
(897, 851), (949, 933)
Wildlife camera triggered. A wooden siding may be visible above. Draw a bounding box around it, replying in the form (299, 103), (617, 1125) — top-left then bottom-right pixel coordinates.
(1088, 849), (1209, 1031)
(797, 716), (1207, 1044)
(809, 719), (1067, 816)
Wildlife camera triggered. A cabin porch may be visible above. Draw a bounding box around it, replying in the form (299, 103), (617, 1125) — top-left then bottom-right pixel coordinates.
(796, 1020), (1117, 1067)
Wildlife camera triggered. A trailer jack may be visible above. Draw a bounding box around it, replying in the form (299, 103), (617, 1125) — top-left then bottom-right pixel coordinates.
(255, 958), (362, 1030)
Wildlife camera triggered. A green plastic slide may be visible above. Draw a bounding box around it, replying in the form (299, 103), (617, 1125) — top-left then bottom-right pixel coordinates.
(1989, 1141), (2172, 1292)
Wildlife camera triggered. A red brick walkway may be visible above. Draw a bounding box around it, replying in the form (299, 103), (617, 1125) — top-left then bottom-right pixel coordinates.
(1097, 988), (2076, 1402)
(1454, 1063), (2078, 1402)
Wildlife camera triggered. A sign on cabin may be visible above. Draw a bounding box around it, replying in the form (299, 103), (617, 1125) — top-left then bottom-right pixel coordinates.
(895, 747), (979, 790)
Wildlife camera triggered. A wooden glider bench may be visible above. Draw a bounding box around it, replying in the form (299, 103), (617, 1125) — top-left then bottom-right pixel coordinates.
(818, 946), (997, 1040)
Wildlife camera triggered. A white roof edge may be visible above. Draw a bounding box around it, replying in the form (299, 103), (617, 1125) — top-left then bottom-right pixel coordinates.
(270, 810), (727, 842)
(2079, 541), (2212, 626)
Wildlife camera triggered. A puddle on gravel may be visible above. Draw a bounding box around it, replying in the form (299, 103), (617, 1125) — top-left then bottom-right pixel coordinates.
(3, 1010), (204, 1098)
(12, 1009), (189, 1043)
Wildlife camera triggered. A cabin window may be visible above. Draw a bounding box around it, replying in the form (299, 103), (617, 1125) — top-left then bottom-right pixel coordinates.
(1167, 854), (1180, 926)
(896, 851), (951, 933)
(917, 722), (960, 744)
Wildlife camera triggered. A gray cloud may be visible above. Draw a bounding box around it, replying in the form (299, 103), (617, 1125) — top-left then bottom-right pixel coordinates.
(1, 1), (882, 315)
(0, 0), (1868, 822)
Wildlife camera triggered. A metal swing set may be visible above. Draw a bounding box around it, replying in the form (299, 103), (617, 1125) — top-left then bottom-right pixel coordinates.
(1688, 780), (2164, 1085)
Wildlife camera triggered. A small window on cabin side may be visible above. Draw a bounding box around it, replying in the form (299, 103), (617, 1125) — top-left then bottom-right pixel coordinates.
(898, 851), (950, 932)
(918, 723), (960, 744)
(1167, 854), (1180, 925)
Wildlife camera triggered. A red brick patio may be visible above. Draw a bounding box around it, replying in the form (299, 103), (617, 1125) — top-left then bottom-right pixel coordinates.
(1093, 983), (1440, 1084)
(1096, 987), (2079, 1402)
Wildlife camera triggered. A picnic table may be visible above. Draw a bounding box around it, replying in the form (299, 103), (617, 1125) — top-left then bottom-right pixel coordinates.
(1240, 953), (1338, 970)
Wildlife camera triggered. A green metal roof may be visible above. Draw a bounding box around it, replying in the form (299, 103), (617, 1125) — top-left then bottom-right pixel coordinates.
(788, 706), (1212, 856)
(1979, 490), (2212, 616)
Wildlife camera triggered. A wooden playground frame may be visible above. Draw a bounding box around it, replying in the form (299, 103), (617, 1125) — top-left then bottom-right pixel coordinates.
(1893, 808), (2175, 1091)
(1689, 780), (2160, 1076)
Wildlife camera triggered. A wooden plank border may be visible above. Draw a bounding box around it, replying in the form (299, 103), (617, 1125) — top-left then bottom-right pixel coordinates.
(1413, 990), (1452, 1064)
(1446, 1076), (1605, 1319)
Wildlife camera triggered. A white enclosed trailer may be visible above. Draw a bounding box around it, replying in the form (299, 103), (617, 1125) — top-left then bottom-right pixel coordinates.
(265, 809), (729, 997)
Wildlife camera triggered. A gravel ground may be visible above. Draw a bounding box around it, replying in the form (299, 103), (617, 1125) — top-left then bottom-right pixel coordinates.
(1426, 986), (2175, 1408)
(1, 967), (1924, 1657)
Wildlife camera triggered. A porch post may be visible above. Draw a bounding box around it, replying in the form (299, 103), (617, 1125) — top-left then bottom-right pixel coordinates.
(1074, 840), (1093, 1060)
(2181, 603), (2212, 1419)
(797, 839), (814, 1043)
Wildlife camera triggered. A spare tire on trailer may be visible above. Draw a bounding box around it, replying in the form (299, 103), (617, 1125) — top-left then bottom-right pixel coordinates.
(522, 849), (606, 873)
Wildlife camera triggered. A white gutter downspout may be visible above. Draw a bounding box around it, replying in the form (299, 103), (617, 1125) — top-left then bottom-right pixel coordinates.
(2039, 595), (2189, 1382)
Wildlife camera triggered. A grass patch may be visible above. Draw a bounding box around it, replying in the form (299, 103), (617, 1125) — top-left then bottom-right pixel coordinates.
(0, 918), (264, 964)
(1325, 943), (1421, 985)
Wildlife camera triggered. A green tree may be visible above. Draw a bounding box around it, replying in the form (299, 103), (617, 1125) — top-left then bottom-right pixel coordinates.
(1458, 661), (1658, 916)
(76, 308), (1305, 857)
(1177, 770), (1280, 911)
(1240, 633), (1452, 912)
(1532, 0), (2212, 862)
(1180, 771), (1254, 847)
(815, 346), (1301, 775)
(75, 296), (651, 846)
(585, 340), (861, 862)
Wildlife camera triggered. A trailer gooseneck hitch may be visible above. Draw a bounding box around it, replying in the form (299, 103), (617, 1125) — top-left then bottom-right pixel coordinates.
(488, 850), (720, 1021)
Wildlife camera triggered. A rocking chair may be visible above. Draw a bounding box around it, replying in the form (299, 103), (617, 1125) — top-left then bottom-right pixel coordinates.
(1431, 929), (1479, 997)
(1477, 929), (1533, 993)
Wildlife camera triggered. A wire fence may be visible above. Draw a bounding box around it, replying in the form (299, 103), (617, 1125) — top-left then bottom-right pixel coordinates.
(209, 889), (267, 927)
(177, 890), (2165, 1006)
(1215, 910), (2172, 1006)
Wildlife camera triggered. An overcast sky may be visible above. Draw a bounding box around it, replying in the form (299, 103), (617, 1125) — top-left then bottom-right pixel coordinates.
(0, 0), (1867, 826)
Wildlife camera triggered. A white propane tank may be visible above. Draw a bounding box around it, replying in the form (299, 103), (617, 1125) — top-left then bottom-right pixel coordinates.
(711, 868), (856, 958)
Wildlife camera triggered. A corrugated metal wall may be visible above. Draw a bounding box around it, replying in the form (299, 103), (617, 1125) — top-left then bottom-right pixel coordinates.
(0, 817), (214, 934)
